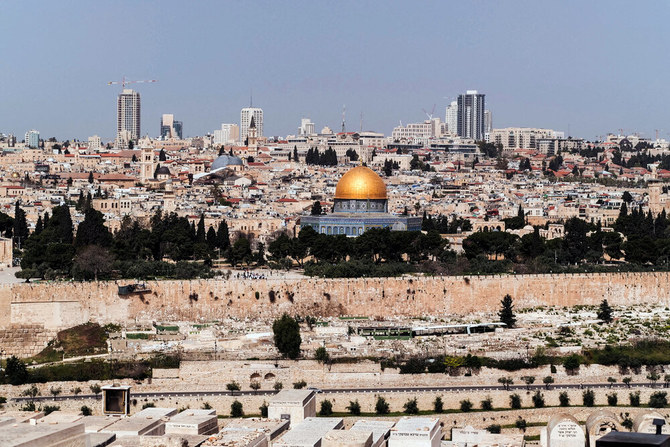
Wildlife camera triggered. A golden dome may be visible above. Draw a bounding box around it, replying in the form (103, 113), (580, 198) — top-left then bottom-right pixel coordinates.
(334, 166), (387, 200)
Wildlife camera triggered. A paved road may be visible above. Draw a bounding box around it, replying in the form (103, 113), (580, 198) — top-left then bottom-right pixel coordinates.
(11, 381), (666, 402)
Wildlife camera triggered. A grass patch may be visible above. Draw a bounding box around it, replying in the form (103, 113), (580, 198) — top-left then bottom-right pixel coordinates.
(126, 333), (150, 340)
(373, 336), (412, 340)
(28, 323), (110, 364)
(155, 325), (179, 332)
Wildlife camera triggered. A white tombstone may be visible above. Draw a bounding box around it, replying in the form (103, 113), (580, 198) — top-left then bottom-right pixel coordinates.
(541, 414), (585, 447)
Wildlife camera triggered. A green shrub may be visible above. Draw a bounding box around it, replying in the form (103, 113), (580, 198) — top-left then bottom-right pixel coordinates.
(460, 399), (473, 412)
(433, 396), (444, 413)
(481, 397), (493, 411)
(81, 405), (92, 416)
(43, 405), (60, 415)
(319, 399), (333, 416)
(649, 391), (668, 408)
(607, 393), (618, 406)
(486, 424), (502, 434)
(347, 400), (361, 415)
(403, 398), (419, 414)
(231, 400), (243, 418)
(375, 396), (389, 415)
(583, 389), (595, 407)
(509, 393), (522, 409)
(629, 391), (641, 407)
(559, 391), (570, 407)
(532, 391), (545, 408)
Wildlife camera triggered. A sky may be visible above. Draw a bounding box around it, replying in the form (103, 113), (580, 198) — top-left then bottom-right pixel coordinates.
(2, 1), (670, 142)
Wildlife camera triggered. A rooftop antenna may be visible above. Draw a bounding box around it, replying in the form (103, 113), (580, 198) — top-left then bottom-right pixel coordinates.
(359, 111), (363, 133)
(250, 88), (253, 108)
(341, 105), (346, 133)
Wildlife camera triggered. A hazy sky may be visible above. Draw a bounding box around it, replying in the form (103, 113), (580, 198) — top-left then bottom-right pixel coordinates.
(2, 1), (669, 142)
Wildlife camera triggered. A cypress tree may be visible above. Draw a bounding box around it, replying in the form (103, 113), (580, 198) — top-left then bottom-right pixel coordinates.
(217, 220), (230, 251)
(499, 294), (517, 328)
(12, 202), (29, 246)
(196, 215), (206, 242)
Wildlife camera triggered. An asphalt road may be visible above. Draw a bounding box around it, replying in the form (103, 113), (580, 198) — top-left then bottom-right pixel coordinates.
(11, 381), (666, 402)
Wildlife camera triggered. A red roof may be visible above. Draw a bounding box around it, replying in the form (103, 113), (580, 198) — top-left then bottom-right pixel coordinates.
(278, 198), (298, 203)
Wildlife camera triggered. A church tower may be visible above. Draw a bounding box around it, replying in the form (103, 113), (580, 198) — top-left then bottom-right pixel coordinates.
(140, 144), (154, 183)
(247, 115), (258, 153)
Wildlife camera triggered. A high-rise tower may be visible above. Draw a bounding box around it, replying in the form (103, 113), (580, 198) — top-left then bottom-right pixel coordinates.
(445, 101), (458, 135)
(117, 89), (141, 145)
(240, 107), (263, 144)
(457, 90), (485, 140)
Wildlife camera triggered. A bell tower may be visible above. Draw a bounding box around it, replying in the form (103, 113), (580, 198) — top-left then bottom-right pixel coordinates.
(140, 145), (154, 183)
(247, 115), (258, 153)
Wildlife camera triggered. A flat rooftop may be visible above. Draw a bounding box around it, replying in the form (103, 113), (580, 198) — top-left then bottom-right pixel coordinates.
(223, 418), (289, 440)
(275, 417), (343, 446)
(269, 389), (315, 405)
(392, 417), (439, 433)
(0, 422), (84, 447)
(351, 420), (395, 444)
(202, 427), (266, 446)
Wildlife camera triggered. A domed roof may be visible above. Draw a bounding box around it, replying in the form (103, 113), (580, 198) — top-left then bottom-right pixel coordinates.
(335, 166), (387, 200)
(211, 154), (243, 171)
(155, 166), (171, 175)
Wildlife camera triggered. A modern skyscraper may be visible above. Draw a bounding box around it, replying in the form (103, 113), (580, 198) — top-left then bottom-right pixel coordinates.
(240, 107), (263, 143)
(160, 114), (183, 139)
(117, 89), (141, 144)
(25, 130), (39, 149)
(457, 90), (485, 140)
(484, 109), (492, 134)
(445, 101), (458, 134)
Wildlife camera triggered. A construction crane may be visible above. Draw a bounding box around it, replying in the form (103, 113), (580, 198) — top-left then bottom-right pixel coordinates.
(107, 76), (158, 91)
(422, 104), (436, 120)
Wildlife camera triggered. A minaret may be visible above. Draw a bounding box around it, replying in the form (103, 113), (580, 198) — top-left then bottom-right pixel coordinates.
(140, 144), (154, 183)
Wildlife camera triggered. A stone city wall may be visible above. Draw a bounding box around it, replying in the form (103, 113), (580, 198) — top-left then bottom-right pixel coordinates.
(2, 272), (669, 334)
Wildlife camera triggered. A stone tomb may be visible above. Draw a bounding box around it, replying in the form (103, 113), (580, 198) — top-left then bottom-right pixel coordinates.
(585, 410), (622, 447)
(541, 414), (586, 447)
(634, 412), (670, 435)
(450, 425), (524, 447)
(388, 417), (441, 447)
(268, 389), (316, 427)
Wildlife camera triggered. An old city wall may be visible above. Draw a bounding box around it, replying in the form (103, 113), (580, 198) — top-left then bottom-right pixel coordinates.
(3, 272), (670, 331)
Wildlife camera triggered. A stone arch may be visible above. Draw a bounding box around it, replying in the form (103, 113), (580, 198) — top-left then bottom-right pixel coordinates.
(264, 372), (276, 381)
(250, 372), (261, 381)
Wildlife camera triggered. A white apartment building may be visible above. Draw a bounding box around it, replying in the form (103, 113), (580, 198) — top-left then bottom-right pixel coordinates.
(392, 118), (446, 142)
(445, 101), (457, 134)
(117, 89), (141, 143)
(25, 130), (39, 149)
(240, 107), (263, 143)
(88, 135), (102, 151)
(298, 118), (315, 136)
(213, 124), (240, 146)
(489, 127), (562, 153)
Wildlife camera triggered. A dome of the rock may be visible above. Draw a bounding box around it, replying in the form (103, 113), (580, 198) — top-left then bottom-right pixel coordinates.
(334, 166), (387, 200)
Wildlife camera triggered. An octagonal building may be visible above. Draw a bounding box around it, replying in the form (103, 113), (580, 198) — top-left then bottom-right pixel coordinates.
(300, 166), (422, 236)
